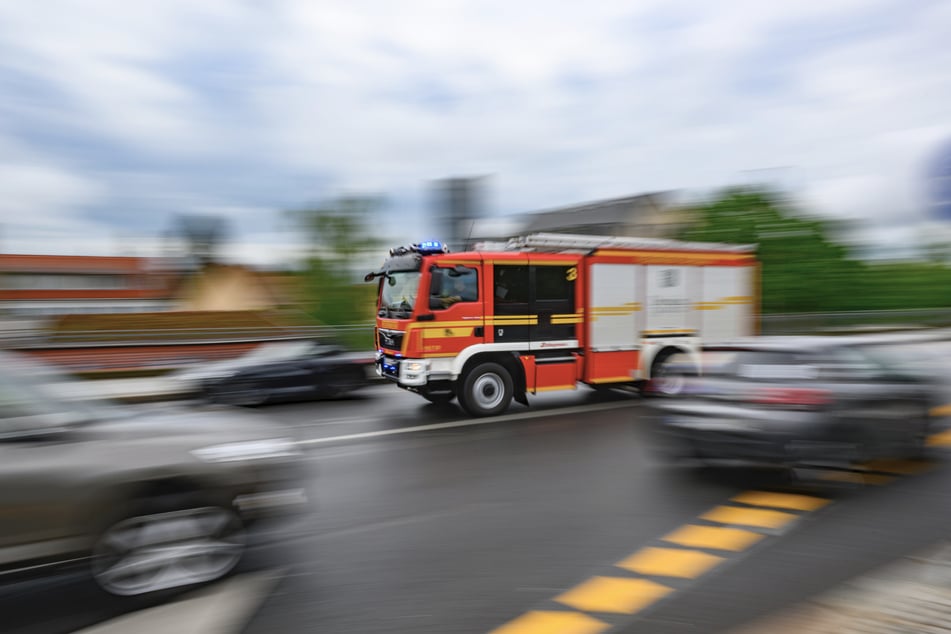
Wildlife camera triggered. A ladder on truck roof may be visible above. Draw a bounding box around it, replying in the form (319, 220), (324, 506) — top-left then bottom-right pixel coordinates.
(498, 232), (756, 254)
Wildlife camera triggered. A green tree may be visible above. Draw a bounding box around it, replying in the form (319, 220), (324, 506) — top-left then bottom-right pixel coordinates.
(680, 188), (868, 313)
(289, 196), (384, 348)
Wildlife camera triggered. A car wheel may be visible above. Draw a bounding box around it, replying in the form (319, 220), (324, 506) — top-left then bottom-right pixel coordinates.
(644, 352), (691, 397)
(458, 362), (513, 417)
(326, 367), (367, 398)
(91, 504), (246, 597)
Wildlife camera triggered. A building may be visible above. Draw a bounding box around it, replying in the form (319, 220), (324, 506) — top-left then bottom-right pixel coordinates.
(467, 192), (695, 247)
(519, 192), (691, 239)
(0, 254), (179, 317)
(172, 264), (294, 312)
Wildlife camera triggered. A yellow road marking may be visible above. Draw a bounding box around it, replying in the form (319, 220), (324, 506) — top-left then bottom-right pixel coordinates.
(489, 610), (609, 634)
(617, 547), (723, 579)
(663, 525), (765, 551)
(928, 429), (951, 446)
(820, 471), (894, 485)
(731, 491), (830, 512)
(858, 459), (934, 475)
(930, 404), (951, 417)
(556, 576), (673, 614)
(701, 506), (798, 529)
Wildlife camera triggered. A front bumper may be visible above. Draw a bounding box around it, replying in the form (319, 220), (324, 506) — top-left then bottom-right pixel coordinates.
(658, 416), (859, 468)
(376, 354), (431, 387)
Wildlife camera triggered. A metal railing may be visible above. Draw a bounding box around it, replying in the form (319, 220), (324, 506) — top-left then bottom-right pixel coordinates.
(4, 309), (951, 347)
(760, 308), (951, 335)
(0, 324), (374, 348)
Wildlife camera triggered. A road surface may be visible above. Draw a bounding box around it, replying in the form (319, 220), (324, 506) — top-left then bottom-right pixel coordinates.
(4, 342), (951, 633)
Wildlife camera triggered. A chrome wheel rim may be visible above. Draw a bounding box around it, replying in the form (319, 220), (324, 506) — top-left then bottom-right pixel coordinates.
(472, 372), (505, 410)
(652, 362), (686, 396)
(92, 507), (245, 596)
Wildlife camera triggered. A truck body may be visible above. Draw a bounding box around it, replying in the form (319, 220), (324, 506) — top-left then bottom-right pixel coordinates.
(367, 233), (758, 416)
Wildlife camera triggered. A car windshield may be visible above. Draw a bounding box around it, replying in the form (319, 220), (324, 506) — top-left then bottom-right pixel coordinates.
(697, 350), (820, 380)
(380, 271), (421, 318)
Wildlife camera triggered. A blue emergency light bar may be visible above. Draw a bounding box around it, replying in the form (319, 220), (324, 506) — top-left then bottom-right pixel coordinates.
(387, 241), (450, 257)
(415, 240), (449, 255)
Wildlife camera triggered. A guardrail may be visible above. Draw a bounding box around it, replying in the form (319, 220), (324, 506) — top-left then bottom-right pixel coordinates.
(4, 309), (951, 347)
(0, 324), (374, 348)
(760, 308), (951, 335)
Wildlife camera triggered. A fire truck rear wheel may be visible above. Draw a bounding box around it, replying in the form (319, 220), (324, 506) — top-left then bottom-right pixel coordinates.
(459, 362), (514, 417)
(645, 349), (691, 397)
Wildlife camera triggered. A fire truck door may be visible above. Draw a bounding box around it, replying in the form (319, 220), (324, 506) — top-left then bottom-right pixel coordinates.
(531, 265), (577, 342)
(491, 264), (577, 344)
(491, 264), (530, 343)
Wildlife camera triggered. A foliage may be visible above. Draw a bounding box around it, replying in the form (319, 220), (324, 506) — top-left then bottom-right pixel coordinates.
(680, 188), (951, 313)
(289, 196), (383, 350)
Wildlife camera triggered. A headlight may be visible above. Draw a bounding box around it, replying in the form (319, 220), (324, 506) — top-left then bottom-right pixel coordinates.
(405, 361), (427, 373)
(192, 438), (301, 463)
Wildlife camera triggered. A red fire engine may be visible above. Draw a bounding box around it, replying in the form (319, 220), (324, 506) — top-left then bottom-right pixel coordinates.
(366, 233), (758, 416)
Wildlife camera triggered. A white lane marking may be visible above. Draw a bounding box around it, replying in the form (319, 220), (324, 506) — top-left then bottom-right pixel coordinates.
(296, 400), (636, 447)
(75, 569), (285, 634)
(310, 503), (510, 541)
(297, 416), (380, 428)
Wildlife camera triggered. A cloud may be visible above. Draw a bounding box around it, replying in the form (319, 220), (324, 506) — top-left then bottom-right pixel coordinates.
(0, 0), (949, 264)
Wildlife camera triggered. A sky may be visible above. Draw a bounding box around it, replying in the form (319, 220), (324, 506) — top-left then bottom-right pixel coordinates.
(0, 0), (949, 266)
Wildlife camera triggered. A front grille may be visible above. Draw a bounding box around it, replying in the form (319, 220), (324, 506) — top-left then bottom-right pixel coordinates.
(378, 328), (404, 352)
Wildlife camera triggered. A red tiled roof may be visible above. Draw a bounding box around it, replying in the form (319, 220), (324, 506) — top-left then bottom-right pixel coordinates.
(0, 254), (151, 274)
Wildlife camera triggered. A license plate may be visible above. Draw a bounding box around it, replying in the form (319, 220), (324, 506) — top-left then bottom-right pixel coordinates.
(380, 357), (399, 377)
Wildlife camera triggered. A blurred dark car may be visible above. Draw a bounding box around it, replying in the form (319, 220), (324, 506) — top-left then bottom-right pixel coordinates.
(173, 339), (373, 406)
(0, 351), (310, 597)
(651, 337), (938, 470)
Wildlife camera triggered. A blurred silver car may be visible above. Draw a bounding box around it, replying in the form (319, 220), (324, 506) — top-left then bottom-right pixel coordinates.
(0, 352), (311, 596)
(651, 337), (938, 470)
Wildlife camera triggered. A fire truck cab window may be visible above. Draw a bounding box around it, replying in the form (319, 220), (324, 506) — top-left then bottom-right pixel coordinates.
(535, 266), (572, 301)
(380, 271), (421, 318)
(431, 267), (478, 309)
(494, 266), (530, 304)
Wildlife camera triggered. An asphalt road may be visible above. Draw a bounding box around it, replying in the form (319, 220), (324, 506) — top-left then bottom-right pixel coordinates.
(4, 342), (951, 634)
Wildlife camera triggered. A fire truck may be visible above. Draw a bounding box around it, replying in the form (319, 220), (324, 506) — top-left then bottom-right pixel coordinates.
(365, 233), (758, 417)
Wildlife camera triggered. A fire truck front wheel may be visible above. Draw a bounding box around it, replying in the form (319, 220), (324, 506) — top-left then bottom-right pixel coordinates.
(459, 362), (514, 417)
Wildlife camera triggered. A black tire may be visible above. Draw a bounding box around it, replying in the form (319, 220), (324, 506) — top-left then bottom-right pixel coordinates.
(458, 362), (514, 417)
(91, 496), (245, 597)
(644, 350), (692, 398)
(323, 367), (367, 399)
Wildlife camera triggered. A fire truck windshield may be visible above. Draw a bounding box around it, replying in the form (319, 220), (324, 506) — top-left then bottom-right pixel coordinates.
(380, 271), (421, 318)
